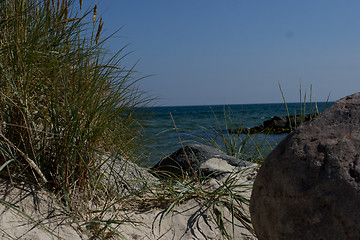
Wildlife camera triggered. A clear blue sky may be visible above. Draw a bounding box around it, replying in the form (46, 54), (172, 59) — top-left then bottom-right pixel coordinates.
(84, 0), (359, 106)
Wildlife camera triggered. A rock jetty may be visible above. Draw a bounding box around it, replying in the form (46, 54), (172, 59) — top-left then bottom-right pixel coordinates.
(229, 113), (316, 134)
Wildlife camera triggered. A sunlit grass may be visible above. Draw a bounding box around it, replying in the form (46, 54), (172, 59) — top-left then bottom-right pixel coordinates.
(0, 0), (151, 238)
(192, 107), (274, 164)
(140, 165), (257, 239)
(279, 82), (330, 131)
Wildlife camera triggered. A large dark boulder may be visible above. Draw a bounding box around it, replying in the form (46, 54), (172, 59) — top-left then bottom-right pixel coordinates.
(250, 93), (360, 240)
(151, 144), (252, 179)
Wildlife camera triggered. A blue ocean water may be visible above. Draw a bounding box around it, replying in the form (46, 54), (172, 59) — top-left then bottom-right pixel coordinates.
(141, 102), (332, 166)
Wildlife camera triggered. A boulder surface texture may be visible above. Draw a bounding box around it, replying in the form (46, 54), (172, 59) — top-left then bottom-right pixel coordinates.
(152, 144), (252, 179)
(250, 92), (360, 240)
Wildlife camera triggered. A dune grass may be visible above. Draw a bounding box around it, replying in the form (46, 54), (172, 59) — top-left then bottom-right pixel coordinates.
(149, 166), (256, 238)
(195, 107), (273, 164)
(0, 0), (152, 238)
(279, 82), (330, 131)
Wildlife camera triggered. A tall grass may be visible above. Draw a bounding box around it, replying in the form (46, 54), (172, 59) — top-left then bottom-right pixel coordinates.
(0, 0), (150, 225)
(194, 107), (273, 164)
(279, 82), (330, 131)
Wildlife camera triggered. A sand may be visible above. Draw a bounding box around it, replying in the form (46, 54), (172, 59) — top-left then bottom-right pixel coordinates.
(111, 166), (258, 239)
(0, 166), (258, 239)
(0, 179), (85, 240)
(114, 198), (256, 240)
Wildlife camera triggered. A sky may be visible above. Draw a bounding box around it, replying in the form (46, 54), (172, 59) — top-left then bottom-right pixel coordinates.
(81, 0), (359, 106)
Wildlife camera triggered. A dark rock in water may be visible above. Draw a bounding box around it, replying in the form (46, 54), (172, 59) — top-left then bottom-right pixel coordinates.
(263, 115), (288, 128)
(151, 144), (252, 179)
(250, 92), (360, 240)
(229, 113), (317, 134)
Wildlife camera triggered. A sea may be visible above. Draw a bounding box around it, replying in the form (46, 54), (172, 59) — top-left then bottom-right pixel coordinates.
(141, 102), (332, 166)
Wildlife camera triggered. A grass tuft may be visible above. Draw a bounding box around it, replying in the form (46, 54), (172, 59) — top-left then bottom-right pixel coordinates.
(193, 107), (273, 164)
(279, 82), (330, 131)
(0, 0), (151, 238)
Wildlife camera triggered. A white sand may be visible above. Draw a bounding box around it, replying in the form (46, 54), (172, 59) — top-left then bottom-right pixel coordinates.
(0, 180), (85, 240)
(112, 165), (258, 240)
(0, 165), (258, 239)
(115, 198), (256, 240)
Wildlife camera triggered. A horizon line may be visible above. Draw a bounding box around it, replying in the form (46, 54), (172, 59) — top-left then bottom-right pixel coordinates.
(147, 101), (333, 108)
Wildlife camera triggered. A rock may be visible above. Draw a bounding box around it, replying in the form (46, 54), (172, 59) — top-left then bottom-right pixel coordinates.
(99, 153), (158, 196)
(250, 93), (360, 240)
(262, 115), (288, 129)
(151, 144), (253, 179)
(229, 113), (318, 134)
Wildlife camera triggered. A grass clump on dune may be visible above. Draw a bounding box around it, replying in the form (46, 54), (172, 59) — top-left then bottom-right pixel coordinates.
(0, 0), (150, 234)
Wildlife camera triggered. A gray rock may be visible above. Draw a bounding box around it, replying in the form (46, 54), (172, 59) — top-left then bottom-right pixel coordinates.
(151, 144), (253, 179)
(250, 93), (360, 240)
(99, 153), (158, 195)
